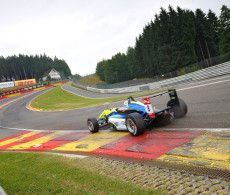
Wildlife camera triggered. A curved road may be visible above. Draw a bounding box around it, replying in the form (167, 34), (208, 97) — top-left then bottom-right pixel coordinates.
(0, 75), (230, 138)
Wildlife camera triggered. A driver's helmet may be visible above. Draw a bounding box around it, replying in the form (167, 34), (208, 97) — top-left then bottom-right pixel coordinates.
(124, 100), (129, 107)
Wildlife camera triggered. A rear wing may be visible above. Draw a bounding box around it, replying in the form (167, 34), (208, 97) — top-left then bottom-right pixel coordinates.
(148, 89), (180, 107)
(142, 89), (180, 118)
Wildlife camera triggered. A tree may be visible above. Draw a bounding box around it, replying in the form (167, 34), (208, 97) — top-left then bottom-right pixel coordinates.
(46, 75), (51, 81)
(218, 5), (230, 61)
(96, 60), (105, 81)
(95, 5), (229, 83)
(0, 54), (72, 82)
(72, 74), (82, 80)
(207, 10), (219, 57)
(126, 47), (136, 79)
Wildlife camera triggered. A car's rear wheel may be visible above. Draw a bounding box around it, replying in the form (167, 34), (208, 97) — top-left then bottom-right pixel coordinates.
(158, 112), (173, 126)
(153, 109), (173, 126)
(87, 118), (99, 133)
(126, 113), (145, 136)
(167, 98), (187, 118)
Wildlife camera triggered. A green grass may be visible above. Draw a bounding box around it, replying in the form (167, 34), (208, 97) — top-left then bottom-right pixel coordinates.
(79, 74), (105, 85)
(31, 85), (169, 111)
(31, 86), (129, 110)
(0, 152), (163, 195)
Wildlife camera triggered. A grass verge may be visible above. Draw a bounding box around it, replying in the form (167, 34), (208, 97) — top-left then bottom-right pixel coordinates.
(31, 85), (169, 111)
(79, 74), (105, 85)
(30, 86), (129, 110)
(0, 152), (163, 195)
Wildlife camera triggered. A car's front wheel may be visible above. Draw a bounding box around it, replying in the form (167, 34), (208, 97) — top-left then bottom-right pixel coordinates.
(126, 113), (145, 136)
(87, 118), (99, 133)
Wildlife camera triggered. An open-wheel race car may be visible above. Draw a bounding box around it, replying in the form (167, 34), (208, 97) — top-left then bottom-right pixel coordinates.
(87, 89), (187, 136)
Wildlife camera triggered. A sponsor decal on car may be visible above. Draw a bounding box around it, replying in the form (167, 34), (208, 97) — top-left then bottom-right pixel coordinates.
(143, 98), (155, 118)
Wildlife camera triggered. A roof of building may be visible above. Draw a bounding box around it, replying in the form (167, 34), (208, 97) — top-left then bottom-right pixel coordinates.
(42, 68), (60, 77)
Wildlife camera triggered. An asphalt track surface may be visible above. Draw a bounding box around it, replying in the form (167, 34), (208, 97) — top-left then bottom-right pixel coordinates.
(1, 76), (230, 194)
(0, 74), (230, 139)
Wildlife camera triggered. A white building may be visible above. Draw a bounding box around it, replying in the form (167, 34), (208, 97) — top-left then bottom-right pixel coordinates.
(42, 68), (61, 81)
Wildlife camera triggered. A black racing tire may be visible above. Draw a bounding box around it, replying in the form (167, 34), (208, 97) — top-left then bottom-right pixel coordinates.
(126, 113), (146, 136)
(157, 113), (173, 126)
(87, 118), (99, 133)
(167, 98), (187, 118)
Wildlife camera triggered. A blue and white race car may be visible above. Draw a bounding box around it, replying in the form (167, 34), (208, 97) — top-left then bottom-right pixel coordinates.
(87, 89), (187, 136)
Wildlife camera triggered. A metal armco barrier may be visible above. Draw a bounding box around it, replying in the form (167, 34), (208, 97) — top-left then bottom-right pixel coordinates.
(0, 84), (44, 97)
(0, 82), (69, 100)
(73, 61), (230, 93)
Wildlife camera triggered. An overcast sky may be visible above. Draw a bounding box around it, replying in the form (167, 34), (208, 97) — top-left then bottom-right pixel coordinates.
(0, 0), (229, 76)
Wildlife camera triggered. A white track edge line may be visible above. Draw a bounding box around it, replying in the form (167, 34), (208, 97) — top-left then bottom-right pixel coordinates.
(163, 128), (230, 131)
(1, 125), (229, 132)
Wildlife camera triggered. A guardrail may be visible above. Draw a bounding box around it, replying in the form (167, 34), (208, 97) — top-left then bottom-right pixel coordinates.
(73, 61), (230, 94)
(0, 82), (69, 100)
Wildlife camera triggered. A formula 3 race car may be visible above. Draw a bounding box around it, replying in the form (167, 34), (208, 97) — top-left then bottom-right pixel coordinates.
(87, 89), (187, 136)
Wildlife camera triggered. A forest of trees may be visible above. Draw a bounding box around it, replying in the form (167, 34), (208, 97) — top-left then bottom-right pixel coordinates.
(0, 54), (72, 82)
(96, 5), (230, 84)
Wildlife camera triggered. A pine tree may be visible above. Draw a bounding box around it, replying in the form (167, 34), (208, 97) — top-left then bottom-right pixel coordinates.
(95, 5), (230, 84)
(218, 5), (230, 61)
(207, 10), (219, 57)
